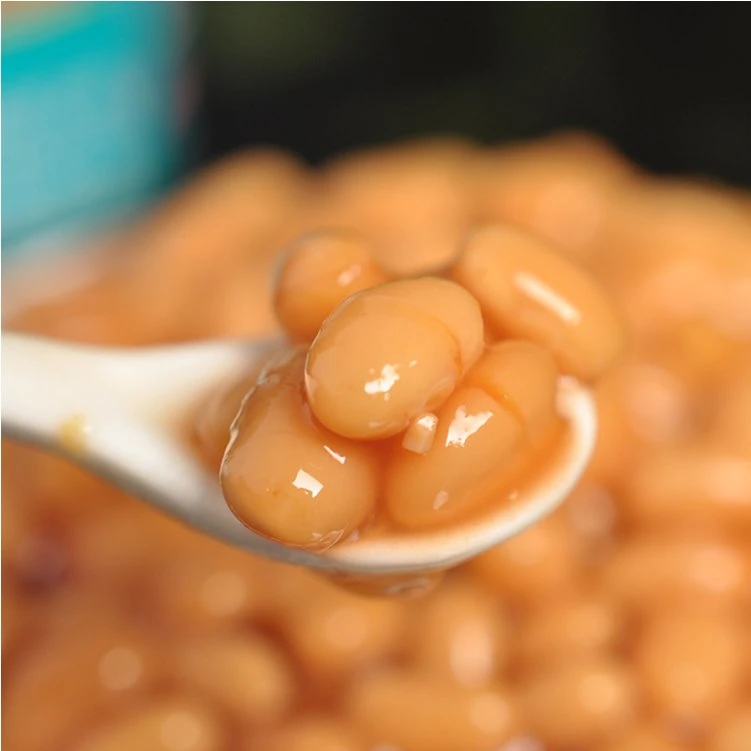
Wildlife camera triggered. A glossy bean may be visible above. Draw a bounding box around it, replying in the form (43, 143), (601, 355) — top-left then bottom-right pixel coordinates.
(221, 353), (378, 549)
(452, 224), (625, 380)
(305, 277), (484, 439)
(347, 670), (520, 751)
(274, 231), (389, 342)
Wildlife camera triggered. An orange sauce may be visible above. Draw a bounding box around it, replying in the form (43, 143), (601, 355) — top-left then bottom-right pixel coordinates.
(4, 134), (751, 751)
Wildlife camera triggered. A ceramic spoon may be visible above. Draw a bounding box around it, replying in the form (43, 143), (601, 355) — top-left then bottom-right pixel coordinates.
(1, 332), (597, 576)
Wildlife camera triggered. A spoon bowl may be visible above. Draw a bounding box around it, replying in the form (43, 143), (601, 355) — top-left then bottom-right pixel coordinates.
(1, 332), (596, 576)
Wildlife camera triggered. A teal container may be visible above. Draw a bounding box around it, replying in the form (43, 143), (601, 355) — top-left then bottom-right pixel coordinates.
(2, 2), (193, 255)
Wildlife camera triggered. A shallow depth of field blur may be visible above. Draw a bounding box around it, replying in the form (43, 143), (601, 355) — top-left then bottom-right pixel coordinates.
(3, 3), (750, 251)
(3, 5), (751, 751)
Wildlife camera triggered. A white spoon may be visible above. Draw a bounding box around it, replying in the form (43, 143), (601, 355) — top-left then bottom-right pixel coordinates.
(1, 332), (596, 577)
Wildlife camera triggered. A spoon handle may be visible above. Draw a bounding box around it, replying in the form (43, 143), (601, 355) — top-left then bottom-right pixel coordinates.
(0, 333), (194, 507)
(0, 332), (362, 573)
(0, 333), (257, 522)
(1, 333), (272, 443)
(0, 332), (262, 546)
(1, 332), (108, 448)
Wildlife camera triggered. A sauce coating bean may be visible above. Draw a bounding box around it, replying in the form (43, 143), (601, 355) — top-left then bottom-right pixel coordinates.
(452, 225), (625, 380)
(520, 657), (638, 747)
(473, 132), (635, 258)
(411, 578), (511, 686)
(221, 353), (378, 549)
(150, 546), (261, 633)
(194, 372), (261, 471)
(6, 135), (751, 751)
(625, 448), (751, 533)
(463, 339), (559, 440)
(710, 364), (751, 453)
(709, 708), (751, 751)
(385, 339), (558, 529)
(74, 696), (225, 751)
(469, 513), (581, 604)
(274, 231), (389, 342)
(246, 716), (366, 751)
(601, 726), (688, 751)
(305, 277), (484, 439)
(277, 586), (407, 681)
(3, 613), (165, 751)
(401, 412), (439, 455)
(517, 594), (623, 668)
(384, 385), (522, 529)
(635, 610), (746, 727)
(175, 634), (296, 724)
(602, 533), (750, 609)
(68, 506), (182, 587)
(320, 139), (475, 275)
(347, 670), (520, 751)
(133, 149), (309, 274)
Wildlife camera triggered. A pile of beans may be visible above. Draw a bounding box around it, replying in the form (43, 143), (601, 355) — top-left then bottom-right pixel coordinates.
(206, 222), (622, 552)
(4, 133), (751, 751)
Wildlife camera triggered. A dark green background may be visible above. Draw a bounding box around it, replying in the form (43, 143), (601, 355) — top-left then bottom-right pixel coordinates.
(196, 3), (751, 185)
